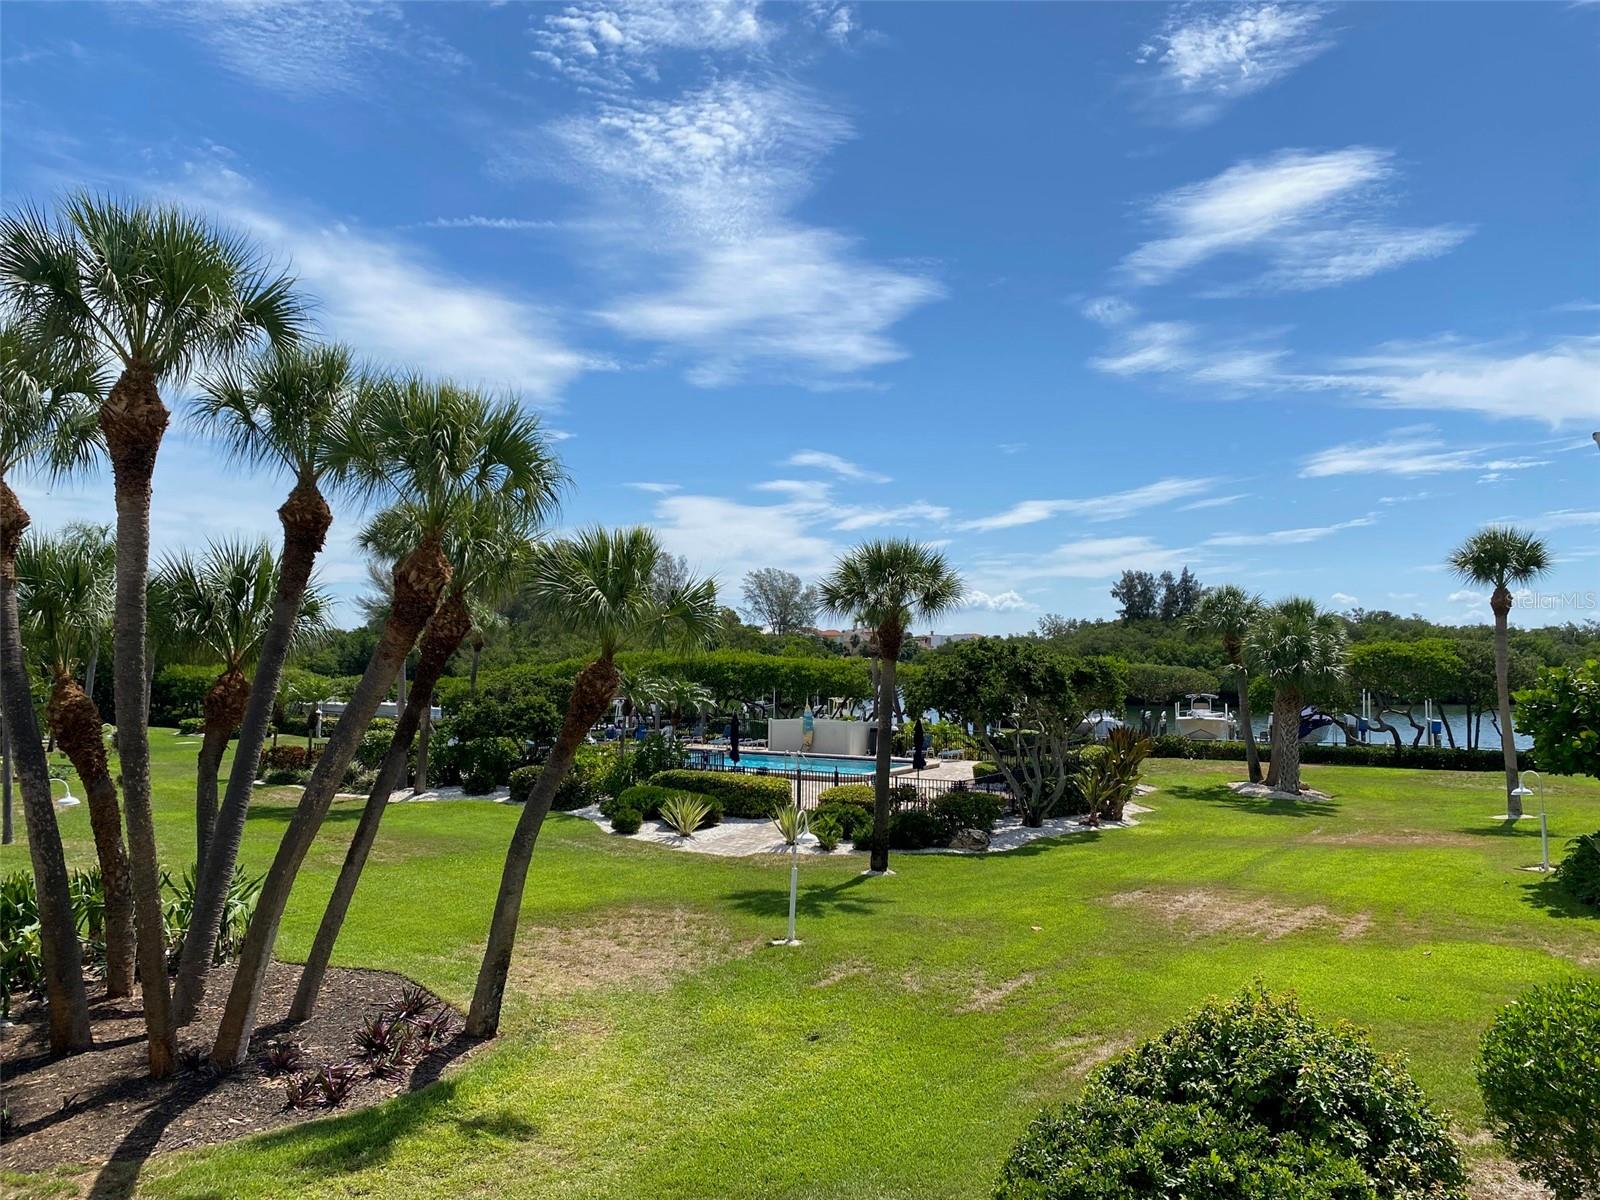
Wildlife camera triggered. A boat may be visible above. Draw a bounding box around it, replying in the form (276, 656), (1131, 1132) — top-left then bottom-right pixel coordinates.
(1172, 694), (1237, 741)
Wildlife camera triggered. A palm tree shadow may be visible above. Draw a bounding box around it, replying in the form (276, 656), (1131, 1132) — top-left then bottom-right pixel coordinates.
(86, 1072), (229, 1200)
(721, 872), (889, 920)
(1167, 781), (1339, 819)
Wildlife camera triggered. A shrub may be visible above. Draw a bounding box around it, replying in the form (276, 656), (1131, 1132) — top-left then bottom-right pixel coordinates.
(598, 732), (688, 799)
(610, 807), (643, 835)
(354, 717), (400, 770)
(506, 761), (599, 811)
(816, 782), (875, 810)
(150, 663), (218, 725)
(660, 793), (713, 836)
(931, 791), (1002, 842)
(1554, 831), (1600, 910)
(161, 864), (262, 965)
(176, 716), (206, 736)
(1478, 977), (1600, 1200)
(1, 871), (43, 1009)
(648, 769), (792, 818)
(1091, 985), (1465, 1196)
(455, 737), (524, 794)
(443, 665), (566, 744)
(814, 800), (871, 841)
(811, 812), (843, 851)
(997, 1089), (1379, 1200)
(607, 784), (721, 825)
(888, 808), (941, 850)
(971, 760), (999, 778)
(262, 744), (320, 771)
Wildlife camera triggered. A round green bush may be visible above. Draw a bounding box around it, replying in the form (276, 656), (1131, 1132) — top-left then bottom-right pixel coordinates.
(456, 737), (523, 795)
(931, 790), (1003, 841)
(997, 1089), (1379, 1200)
(1092, 985), (1466, 1196)
(810, 812), (843, 851)
(815, 800), (871, 841)
(816, 783), (875, 810)
(1479, 976), (1600, 1200)
(508, 761), (603, 810)
(607, 784), (722, 826)
(176, 716), (207, 736)
(354, 717), (399, 770)
(609, 807), (642, 835)
(1554, 831), (1600, 910)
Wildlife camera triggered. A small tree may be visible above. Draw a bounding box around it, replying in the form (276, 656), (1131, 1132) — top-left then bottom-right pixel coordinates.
(741, 567), (821, 635)
(1245, 597), (1346, 795)
(1516, 660), (1600, 781)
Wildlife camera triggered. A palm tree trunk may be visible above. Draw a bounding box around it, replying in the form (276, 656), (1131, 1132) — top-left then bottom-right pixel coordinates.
(467, 656), (620, 1039)
(1491, 588), (1520, 816)
(869, 647), (896, 873)
(1, 483), (93, 1052)
(210, 537), (448, 1068)
(171, 480), (331, 1029)
(415, 703), (431, 792)
(194, 668), (248, 872)
(100, 364), (175, 1077)
(1236, 671), (1261, 784)
(46, 670), (136, 998)
(289, 597), (470, 1022)
(468, 639), (482, 695)
(2, 703), (13, 846)
(83, 639), (98, 703)
(1272, 687), (1303, 795)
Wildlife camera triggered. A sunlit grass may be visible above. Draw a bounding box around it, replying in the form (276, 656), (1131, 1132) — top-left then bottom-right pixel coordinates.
(4, 731), (1596, 1198)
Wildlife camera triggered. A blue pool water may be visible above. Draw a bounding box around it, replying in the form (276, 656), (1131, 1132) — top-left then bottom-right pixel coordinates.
(696, 750), (913, 776)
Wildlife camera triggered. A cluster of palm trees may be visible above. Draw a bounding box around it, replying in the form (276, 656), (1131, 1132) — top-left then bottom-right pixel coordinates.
(0, 193), (725, 1072)
(1189, 524), (1549, 806)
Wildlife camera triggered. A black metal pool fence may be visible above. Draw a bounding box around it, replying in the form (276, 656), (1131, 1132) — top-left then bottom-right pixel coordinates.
(685, 753), (1010, 810)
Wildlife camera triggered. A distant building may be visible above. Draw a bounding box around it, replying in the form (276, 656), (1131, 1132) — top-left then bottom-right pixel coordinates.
(928, 632), (983, 648)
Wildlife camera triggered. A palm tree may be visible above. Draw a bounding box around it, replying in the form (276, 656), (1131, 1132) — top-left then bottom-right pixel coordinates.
(467, 528), (718, 1037)
(171, 343), (365, 1028)
(289, 495), (555, 1022)
(1449, 526), (1551, 816)
(1244, 597), (1347, 796)
(1188, 585), (1265, 784)
(2, 194), (305, 1076)
(212, 378), (557, 1065)
(153, 539), (330, 869)
(15, 523), (136, 997)
(817, 540), (964, 873)
(0, 323), (99, 1052)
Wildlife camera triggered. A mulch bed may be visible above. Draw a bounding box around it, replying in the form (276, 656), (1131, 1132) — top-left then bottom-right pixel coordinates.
(1, 960), (477, 1175)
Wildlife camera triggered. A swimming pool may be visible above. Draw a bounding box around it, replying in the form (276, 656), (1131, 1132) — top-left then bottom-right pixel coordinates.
(692, 750), (914, 777)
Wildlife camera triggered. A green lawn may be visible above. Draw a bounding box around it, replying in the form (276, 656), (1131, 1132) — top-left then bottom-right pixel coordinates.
(5, 731), (1598, 1199)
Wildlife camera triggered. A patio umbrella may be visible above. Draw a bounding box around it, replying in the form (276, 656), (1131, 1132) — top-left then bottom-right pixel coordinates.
(729, 712), (741, 764)
(912, 716), (926, 772)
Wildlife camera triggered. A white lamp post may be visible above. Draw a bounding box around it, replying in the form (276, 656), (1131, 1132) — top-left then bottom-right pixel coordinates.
(1516, 770), (1548, 872)
(51, 776), (80, 808)
(770, 754), (805, 947)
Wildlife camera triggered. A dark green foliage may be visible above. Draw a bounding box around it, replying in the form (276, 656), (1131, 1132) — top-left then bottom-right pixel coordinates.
(511, 743), (615, 810)
(610, 807), (643, 835)
(1146, 735), (1529, 772)
(888, 808), (942, 850)
(1, 871), (43, 1010)
(161, 863), (263, 964)
(1122, 661), (1223, 704)
(608, 784), (721, 825)
(176, 716), (207, 736)
(1101, 986), (1465, 1195)
(931, 791), (1003, 841)
(1478, 977), (1600, 1200)
(816, 782), (875, 809)
(442, 666), (565, 746)
(647, 769), (793, 818)
(811, 812), (843, 851)
(814, 800), (872, 841)
(1554, 832), (1600, 909)
(997, 1090), (1379, 1200)
(451, 737), (525, 794)
(1517, 660), (1600, 780)
(971, 760), (999, 778)
(599, 733), (688, 799)
(354, 717), (400, 770)
(150, 663), (222, 724)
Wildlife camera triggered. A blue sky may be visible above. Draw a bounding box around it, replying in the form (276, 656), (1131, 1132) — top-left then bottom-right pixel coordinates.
(4, 1), (1598, 632)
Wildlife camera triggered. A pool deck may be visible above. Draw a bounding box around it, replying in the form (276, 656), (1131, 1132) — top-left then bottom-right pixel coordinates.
(682, 746), (978, 808)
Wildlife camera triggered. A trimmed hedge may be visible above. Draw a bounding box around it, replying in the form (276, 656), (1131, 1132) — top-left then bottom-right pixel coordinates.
(609, 807), (642, 835)
(930, 791), (1002, 841)
(647, 769), (792, 818)
(603, 784), (723, 827)
(816, 783), (875, 809)
(1147, 735), (1530, 772)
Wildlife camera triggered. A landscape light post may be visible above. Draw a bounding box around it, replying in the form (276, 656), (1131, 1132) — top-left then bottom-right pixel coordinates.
(1515, 771), (1548, 872)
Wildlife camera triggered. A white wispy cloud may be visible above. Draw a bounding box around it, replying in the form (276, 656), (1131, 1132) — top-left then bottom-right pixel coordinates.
(1089, 320), (1286, 388)
(1119, 147), (1469, 291)
(1537, 509), (1600, 529)
(831, 502), (949, 531)
(1179, 493), (1250, 511)
(547, 77), (939, 385)
(626, 481), (680, 493)
(183, 164), (590, 403)
(1205, 515), (1376, 546)
(1330, 591), (1359, 606)
(786, 450), (890, 483)
(1298, 429), (1549, 478)
(1081, 296), (1136, 326)
(649, 492), (839, 584)
(960, 477), (1218, 531)
(1006, 536), (1193, 580)
(533, 0), (771, 90)
(418, 216), (560, 231)
(1136, 2), (1334, 125)
(141, 1), (463, 95)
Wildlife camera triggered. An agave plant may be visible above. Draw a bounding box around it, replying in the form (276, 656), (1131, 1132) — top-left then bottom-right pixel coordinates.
(772, 800), (808, 847)
(314, 1061), (360, 1106)
(352, 1013), (412, 1061)
(413, 1009), (455, 1053)
(660, 793), (712, 837)
(384, 983), (439, 1024)
(260, 1039), (305, 1075)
